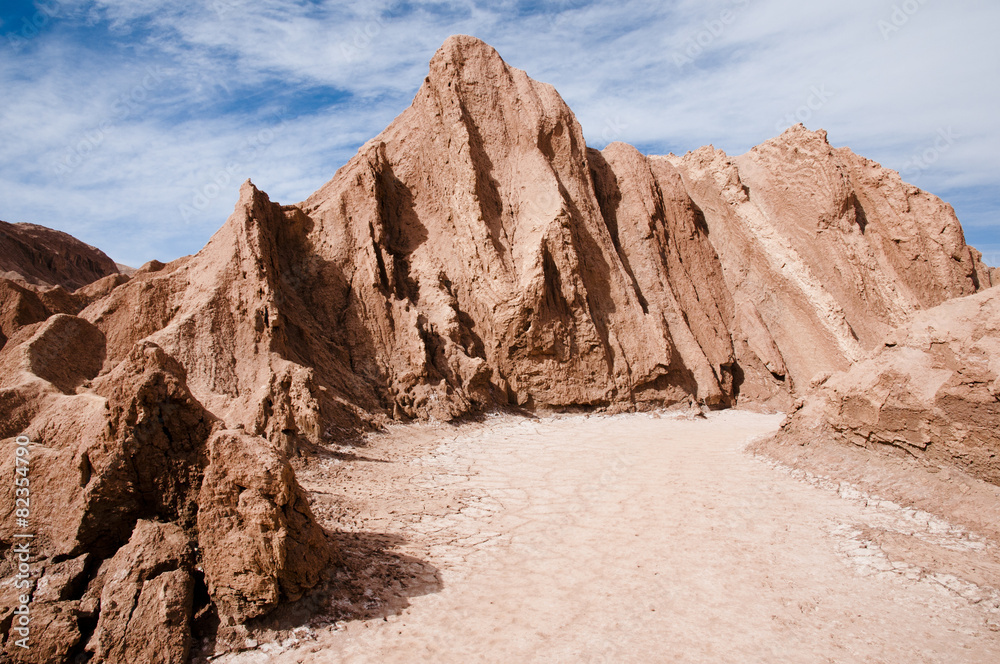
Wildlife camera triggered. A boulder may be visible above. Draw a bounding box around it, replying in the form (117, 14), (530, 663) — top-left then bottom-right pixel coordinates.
(89, 520), (196, 664)
(198, 430), (332, 624)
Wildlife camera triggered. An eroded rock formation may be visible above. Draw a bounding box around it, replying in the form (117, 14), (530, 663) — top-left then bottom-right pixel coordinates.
(769, 287), (1000, 485)
(667, 128), (990, 398)
(0, 220), (119, 291)
(0, 34), (992, 661)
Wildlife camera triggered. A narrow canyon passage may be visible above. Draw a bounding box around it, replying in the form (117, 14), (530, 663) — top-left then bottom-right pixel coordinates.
(221, 412), (1000, 663)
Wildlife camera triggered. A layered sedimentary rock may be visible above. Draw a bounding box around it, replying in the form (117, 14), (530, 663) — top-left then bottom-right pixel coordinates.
(0, 34), (993, 660)
(666, 128), (989, 400)
(88, 521), (196, 664)
(151, 35), (980, 424)
(70, 36), (993, 431)
(771, 287), (1000, 485)
(0, 270), (129, 355)
(295, 36), (987, 415)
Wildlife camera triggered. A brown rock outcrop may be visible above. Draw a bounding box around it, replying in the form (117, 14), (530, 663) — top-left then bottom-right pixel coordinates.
(198, 430), (331, 623)
(290, 36), (988, 416)
(0, 272), (131, 355)
(0, 219), (120, 291)
(67, 36), (991, 434)
(0, 34), (993, 660)
(88, 520), (196, 664)
(0, 332), (331, 658)
(81, 181), (375, 451)
(770, 287), (1000, 485)
(202, 36), (982, 420)
(0, 279), (49, 347)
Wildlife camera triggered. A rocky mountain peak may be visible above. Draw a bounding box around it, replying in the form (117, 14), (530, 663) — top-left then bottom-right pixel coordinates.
(430, 34), (506, 73)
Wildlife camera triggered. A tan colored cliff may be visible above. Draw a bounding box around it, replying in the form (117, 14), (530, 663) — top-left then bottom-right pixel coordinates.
(665, 125), (988, 400)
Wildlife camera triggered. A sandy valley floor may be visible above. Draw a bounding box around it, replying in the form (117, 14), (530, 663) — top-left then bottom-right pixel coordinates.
(213, 411), (1000, 663)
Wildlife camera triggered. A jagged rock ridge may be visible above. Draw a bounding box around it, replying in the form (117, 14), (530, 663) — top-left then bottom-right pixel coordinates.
(0, 35), (993, 661)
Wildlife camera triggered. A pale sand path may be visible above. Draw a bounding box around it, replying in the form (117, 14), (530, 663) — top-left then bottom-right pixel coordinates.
(219, 411), (1000, 663)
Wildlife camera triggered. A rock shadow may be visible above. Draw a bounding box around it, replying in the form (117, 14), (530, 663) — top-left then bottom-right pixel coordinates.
(457, 99), (509, 264)
(323, 531), (442, 622)
(587, 147), (649, 314)
(191, 531), (442, 662)
(374, 158), (429, 303)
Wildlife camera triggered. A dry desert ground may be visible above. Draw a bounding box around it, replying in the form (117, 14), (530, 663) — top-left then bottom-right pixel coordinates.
(211, 411), (1000, 663)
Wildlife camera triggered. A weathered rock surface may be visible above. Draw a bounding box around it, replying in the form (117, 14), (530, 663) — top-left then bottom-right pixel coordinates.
(198, 430), (331, 624)
(0, 279), (49, 347)
(0, 332), (331, 658)
(770, 287), (1000, 485)
(0, 219), (120, 291)
(0, 34), (993, 660)
(58, 35), (994, 434)
(89, 520), (196, 664)
(664, 125), (989, 400)
(0, 272), (131, 357)
(213, 35), (984, 420)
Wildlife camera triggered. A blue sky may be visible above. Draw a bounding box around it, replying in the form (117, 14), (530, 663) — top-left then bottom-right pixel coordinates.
(1, 0), (998, 267)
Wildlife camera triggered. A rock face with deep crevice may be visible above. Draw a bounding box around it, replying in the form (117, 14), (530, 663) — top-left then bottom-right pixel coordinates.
(0, 34), (993, 661)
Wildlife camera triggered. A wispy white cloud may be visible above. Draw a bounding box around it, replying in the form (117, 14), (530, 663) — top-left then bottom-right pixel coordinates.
(0, 0), (996, 266)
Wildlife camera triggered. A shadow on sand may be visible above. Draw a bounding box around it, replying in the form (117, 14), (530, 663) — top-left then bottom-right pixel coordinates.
(191, 531), (442, 661)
